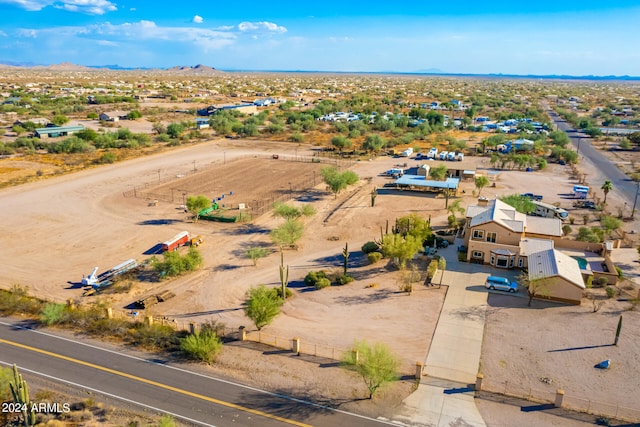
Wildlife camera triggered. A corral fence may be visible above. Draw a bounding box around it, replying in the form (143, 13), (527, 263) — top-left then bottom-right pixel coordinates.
(122, 153), (355, 218)
(481, 380), (640, 423)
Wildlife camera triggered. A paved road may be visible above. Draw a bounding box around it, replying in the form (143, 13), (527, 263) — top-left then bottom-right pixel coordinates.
(0, 319), (394, 427)
(544, 104), (639, 207)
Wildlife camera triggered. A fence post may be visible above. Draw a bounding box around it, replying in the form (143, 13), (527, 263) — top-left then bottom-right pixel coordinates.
(292, 337), (300, 355)
(415, 362), (423, 384)
(352, 350), (359, 363)
(144, 316), (153, 326)
(475, 373), (484, 394)
(106, 307), (113, 319)
(189, 322), (197, 334)
(239, 326), (246, 341)
(554, 389), (565, 408)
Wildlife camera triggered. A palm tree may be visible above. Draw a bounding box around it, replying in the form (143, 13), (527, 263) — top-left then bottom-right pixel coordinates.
(601, 180), (613, 204)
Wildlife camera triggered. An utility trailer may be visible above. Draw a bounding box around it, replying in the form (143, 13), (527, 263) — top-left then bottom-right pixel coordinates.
(161, 231), (190, 252)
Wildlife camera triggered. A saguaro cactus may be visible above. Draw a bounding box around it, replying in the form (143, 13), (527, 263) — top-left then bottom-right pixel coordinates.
(9, 364), (35, 426)
(279, 251), (289, 300)
(343, 242), (350, 275)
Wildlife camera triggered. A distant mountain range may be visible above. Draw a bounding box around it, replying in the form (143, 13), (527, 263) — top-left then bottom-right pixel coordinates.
(0, 62), (223, 74)
(0, 61), (639, 80)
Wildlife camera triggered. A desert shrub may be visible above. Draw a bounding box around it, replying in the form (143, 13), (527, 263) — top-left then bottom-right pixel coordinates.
(334, 274), (354, 286)
(426, 260), (438, 279)
(361, 241), (380, 254)
(126, 323), (180, 351)
(158, 415), (177, 427)
(97, 152), (117, 164)
(304, 270), (327, 287)
(273, 287), (293, 299)
(596, 276), (609, 287)
(315, 278), (331, 289)
(585, 276), (593, 289)
(368, 252), (383, 264)
(615, 266), (623, 278)
(180, 330), (222, 364)
(605, 286), (618, 299)
(0, 285), (44, 316)
(40, 303), (66, 326)
(244, 285), (283, 330)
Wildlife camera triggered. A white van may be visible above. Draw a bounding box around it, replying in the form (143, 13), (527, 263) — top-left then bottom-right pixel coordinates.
(439, 151), (448, 160)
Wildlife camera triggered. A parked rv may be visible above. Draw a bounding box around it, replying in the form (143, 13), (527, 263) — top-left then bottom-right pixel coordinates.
(427, 148), (438, 159)
(530, 201), (568, 220)
(439, 151), (448, 160)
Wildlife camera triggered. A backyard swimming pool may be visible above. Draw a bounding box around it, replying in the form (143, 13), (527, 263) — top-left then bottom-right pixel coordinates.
(571, 256), (589, 270)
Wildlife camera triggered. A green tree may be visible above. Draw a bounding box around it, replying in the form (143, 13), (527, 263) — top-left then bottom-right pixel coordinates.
(474, 175), (490, 196)
(601, 180), (613, 205)
(429, 164), (448, 181)
(244, 285), (282, 330)
(246, 247), (269, 266)
(331, 135), (352, 153)
(600, 215), (622, 237)
(52, 114), (69, 126)
(271, 219), (304, 248)
(186, 195), (211, 221)
(362, 134), (386, 153)
(180, 330), (222, 364)
(342, 341), (400, 399)
(166, 123), (185, 138)
(500, 194), (536, 214)
(380, 233), (422, 269)
(321, 166), (359, 198)
(127, 110), (142, 120)
(562, 224), (573, 236)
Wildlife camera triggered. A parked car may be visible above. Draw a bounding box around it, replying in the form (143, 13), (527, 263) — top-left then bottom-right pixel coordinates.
(521, 193), (543, 201)
(485, 276), (519, 293)
(573, 200), (597, 209)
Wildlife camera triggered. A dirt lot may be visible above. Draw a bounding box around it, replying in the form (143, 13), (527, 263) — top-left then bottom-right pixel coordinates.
(481, 293), (640, 418)
(2, 139), (640, 423)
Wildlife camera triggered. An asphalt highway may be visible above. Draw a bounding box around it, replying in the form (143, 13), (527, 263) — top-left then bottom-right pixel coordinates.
(544, 105), (639, 208)
(0, 319), (396, 427)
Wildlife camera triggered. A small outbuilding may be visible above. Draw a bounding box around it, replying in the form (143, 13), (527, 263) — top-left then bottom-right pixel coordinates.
(34, 125), (85, 138)
(527, 248), (585, 305)
(99, 111), (129, 122)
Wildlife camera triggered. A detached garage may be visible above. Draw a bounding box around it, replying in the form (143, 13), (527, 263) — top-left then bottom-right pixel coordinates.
(528, 249), (585, 305)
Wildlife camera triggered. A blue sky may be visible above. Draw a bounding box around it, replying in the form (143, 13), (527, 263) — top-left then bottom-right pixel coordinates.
(1, 0), (639, 75)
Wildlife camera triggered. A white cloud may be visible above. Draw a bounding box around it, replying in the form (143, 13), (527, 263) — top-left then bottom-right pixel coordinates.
(238, 21), (287, 33)
(328, 36), (352, 43)
(214, 25), (234, 31)
(96, 39), (118, 46)
(1, 0), (116, 14)
(192, 15), (203, 24)
(17, 29), (39, 38)
(0, 30), (7, 37)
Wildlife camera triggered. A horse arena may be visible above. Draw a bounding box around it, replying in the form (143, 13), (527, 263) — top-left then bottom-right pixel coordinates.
(123, 155), (346, 217)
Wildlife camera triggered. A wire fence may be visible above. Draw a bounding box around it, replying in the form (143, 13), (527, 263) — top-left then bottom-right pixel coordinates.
(482, 380), (640, 423)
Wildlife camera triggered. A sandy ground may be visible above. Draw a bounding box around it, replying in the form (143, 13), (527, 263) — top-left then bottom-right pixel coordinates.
(2, 140), (640, 423)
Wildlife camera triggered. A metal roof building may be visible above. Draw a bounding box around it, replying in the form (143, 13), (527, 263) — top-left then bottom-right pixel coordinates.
(393, 175), (460, 191)
(34, 125), (85, 138)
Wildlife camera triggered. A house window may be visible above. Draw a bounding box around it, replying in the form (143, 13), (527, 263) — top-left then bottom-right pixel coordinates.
(472, 251), (484, 259)
(509, 257), (515, 268)
(486, 232), (497, 243)
(518, 258), (524, 268)
(490, 255), (495, 265)
(472, 230), (484, 240)
(496, 258), (508, 268)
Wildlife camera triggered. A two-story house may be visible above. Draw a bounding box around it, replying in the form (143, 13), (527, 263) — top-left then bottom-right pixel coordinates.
(464, 198), (562, 268)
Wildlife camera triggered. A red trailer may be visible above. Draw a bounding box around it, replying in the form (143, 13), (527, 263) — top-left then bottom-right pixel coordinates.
(161, 231), (190, 252)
